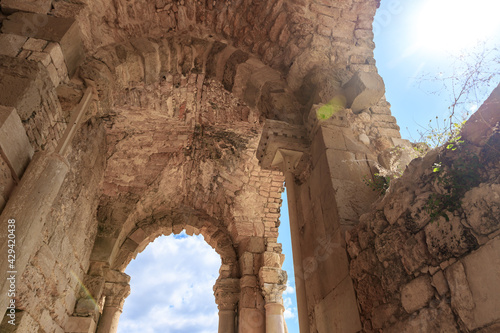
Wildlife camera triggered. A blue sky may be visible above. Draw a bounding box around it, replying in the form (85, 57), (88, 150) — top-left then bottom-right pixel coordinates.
(118, 1), (500, 332)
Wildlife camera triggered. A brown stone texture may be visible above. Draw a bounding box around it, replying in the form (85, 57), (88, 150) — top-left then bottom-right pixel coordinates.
(0, 0), (498, 332)
(346, 84), (500, 331)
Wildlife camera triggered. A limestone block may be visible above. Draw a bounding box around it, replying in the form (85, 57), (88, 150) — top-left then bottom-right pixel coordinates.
(240, 252), (254, 275)
(28, 50), (51, 66)
(2, 12), (84, 76)
(0, 33), (27, 56)
(385, 300), (458, 333)
(0, 105), (34, 179)
(128, 227), (146, 245)
(462, 184), (500, 235)
(314, 276), (362, 333)
(89, 236), (117, 264)
(0, 310), (40, 332)
(456, 237), (500, 330)
(259, 267), (286, 285)
(65, 316), (96, 333)
(263, 252), (282, 268)
(23, 37), (47, 51)
(343, 71), (385, 113)
(45, 42), (68, 81)
(401, 275), (434, 313)
(400, 231), (431, 274)
(371, 302), (398, 330)
(1, 0), (52, 14)
(445, 261), (475, 329)
(425, 214), (478, 261)
(431, 270), (449, 296)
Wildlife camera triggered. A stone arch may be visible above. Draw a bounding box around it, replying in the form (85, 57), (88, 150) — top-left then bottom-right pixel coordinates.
(67, 31), (290, 333)
(87, 211), (240, 333)
(78, 33), (303, 125)
(113, 214), (238, 275)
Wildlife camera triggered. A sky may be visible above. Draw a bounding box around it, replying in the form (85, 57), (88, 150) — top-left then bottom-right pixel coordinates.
(118, 1), (500, 332)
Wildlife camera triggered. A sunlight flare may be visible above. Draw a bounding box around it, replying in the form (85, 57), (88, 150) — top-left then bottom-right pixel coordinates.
(414, 0), (500, 54)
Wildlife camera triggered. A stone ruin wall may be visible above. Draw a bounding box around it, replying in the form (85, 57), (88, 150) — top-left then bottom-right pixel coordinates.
(346, 86), (500, 333)
(1, 0), (498, 332)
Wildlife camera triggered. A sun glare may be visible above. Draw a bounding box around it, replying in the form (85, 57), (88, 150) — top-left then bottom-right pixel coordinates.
(414, 0), (500, 54)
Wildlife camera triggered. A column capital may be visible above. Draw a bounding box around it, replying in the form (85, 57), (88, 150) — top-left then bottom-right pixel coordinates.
(261, 282), (287, 304)
(103, 281), (130, 310)
(214, 278), (240, 311)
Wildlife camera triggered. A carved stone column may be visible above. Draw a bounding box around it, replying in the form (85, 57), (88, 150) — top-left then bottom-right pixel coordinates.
(214, 278), (240, 333)
(262, 283), (287, 333)
(96, 270), (130, 333)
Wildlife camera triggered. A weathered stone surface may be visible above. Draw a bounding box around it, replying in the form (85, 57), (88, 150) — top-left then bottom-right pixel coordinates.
(385, 300), (458, 333)
(431, 270), (449, 296)
(314, 277), (362, 333)
(462, 183), (500, 235)
(0, 33), (27, 56)
(458, 236), (500, 330)
(2, 12), (84, 76)
(343, 71), (385, 113)
(425, 214), (478, 261)
(0, 106), (34, 179)
(400, 275), (434, 313)
(446, 261), (476, 329)
(370, 302), (398, 329)
(400, 231), (431, 274)
(65, 316), (96, 333)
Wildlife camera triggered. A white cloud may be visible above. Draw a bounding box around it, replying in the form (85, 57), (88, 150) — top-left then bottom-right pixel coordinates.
(117, 232), (221, 333)
(282, 280), (297, 321)
(283, 297), (297, 320)
(283, 280), (295, 295)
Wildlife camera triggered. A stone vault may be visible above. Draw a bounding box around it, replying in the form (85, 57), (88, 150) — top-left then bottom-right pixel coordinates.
(0, 0), (499, 333)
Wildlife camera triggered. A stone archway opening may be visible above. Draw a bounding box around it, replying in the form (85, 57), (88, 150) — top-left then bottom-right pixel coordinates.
(117, 231), (221, 333)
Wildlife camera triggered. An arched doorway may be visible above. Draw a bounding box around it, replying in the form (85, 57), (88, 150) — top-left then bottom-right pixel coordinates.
(117, 232), (221, 333)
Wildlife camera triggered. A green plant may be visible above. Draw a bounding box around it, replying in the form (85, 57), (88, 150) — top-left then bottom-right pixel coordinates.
(363, 173), (391, 195)
(425, 150), (482, 222)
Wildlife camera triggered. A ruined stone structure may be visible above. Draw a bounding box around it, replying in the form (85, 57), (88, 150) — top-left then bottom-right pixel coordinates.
(0, 0), (498, 332)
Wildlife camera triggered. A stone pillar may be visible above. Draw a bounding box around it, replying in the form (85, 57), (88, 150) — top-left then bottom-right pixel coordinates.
(262, 283), (286, 333)
(96, 296), (123, 333)
(96, 271), (130, 333)
(0, 151), (69, 315)
(214, 278), (240, 333)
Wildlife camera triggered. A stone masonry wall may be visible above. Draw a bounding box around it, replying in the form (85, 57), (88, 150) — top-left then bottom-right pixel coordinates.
(346, 86), (500, 332)
(3, 119), (107, 333)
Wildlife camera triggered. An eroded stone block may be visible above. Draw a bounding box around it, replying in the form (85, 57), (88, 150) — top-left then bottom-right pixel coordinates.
(0, 33), (27, 56)
(343, 71), (385, 113)
(400, 275), (434, 313)
(2, 12), (83, 76)
(0, 106), (34, 179)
